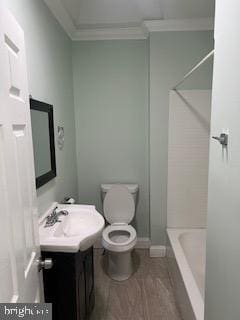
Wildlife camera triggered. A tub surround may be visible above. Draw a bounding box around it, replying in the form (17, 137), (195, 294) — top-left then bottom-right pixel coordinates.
(168, 90), (211, 228)
(166, 90), (210, 319)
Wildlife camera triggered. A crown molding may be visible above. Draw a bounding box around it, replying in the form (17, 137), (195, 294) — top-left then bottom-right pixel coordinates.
(43, 0), (214, 40)
(143, 18), (214, 32)
(43, 0), (75, 38)
(72, 26), (147, 41)
(73, 18), (214, 40)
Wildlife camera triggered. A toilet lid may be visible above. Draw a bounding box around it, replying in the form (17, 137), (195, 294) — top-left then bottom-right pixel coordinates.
(103, 185), (135, 224)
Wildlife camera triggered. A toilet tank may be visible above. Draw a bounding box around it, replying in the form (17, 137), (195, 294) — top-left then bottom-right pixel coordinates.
(101, 184), (139, 204)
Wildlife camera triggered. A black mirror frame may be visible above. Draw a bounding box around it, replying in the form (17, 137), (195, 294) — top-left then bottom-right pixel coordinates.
(30, 98), (57, 189)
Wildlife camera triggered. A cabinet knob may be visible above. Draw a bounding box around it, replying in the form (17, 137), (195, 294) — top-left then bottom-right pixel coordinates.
(37, 257), (53, 271)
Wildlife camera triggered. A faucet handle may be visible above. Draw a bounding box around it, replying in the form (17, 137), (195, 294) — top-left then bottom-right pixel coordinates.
(60, 210), (69, 216)
(50, 206), (58, 217)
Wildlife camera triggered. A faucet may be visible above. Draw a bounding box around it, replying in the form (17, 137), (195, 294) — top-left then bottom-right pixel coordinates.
(44, 207), (69, 228)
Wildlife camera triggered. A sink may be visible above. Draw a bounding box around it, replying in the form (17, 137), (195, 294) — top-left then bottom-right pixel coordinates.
(39, 203), (105, 252)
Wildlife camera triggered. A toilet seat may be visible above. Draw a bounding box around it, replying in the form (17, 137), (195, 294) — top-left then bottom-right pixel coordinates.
(102, 224), (137, 253)
(102, 185), (137, 253)
(101, 184), (139, 280)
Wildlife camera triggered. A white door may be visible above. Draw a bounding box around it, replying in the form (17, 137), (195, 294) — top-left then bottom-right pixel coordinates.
(0, 6), (43, 302)
(205, 0), (240, 319)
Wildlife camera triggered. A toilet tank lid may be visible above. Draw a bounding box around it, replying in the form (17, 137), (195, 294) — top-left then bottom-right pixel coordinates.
(101, 184), (138, 194)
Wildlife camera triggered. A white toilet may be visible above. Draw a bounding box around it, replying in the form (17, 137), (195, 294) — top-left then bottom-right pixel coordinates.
(101, 184), (138, 281)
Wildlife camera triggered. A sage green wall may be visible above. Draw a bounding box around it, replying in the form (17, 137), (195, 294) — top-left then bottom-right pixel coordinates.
(1, 0), (214, 240)
(72, 40), (149, 237)
(72, 34), (213, 240)
(3, 0), (78, 215)
(149, 31), (214, 245)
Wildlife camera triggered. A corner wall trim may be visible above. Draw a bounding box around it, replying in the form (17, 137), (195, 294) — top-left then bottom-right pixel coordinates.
(150, 245), (166, 257)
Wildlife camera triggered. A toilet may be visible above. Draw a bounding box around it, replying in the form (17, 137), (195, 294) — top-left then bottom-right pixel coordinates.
(101, 184), (138, 281)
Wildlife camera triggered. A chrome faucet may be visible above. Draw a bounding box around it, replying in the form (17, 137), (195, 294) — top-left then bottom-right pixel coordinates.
(44, 207), (69, 228)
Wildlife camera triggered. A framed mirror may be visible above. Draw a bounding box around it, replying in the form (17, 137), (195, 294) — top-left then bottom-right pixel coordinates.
(30, 98), (57, 188)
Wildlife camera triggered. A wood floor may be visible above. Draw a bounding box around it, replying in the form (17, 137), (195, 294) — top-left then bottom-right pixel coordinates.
(90, 249), (182, 320)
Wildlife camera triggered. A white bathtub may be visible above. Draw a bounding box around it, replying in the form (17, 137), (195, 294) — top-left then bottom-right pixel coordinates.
(167, 229), (206, 320)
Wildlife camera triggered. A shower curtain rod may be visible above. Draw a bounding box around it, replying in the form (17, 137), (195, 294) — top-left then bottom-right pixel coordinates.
(172, 49), (214, 90)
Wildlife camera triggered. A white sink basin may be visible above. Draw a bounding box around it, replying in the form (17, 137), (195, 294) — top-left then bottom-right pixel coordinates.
(39, 203), (105, 253)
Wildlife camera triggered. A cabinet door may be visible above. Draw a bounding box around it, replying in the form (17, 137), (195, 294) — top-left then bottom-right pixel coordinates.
(43, 252), (77, 320)
(76, 257), (86, 320)
(84, 248), (95, 316)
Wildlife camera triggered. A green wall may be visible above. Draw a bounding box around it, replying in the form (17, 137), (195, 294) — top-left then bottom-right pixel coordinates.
(1, 0), (214, 240)
(72, 40), (149, 237)
(149, 31), (214, 245)
(3, 0), (78, 215)
(72, 34), (213, 241)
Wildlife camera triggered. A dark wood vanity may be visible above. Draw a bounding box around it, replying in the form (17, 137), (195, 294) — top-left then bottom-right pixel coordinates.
(42, 247), (94, 320)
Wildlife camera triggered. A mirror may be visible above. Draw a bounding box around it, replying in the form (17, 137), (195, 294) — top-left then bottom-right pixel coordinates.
(30, 98), (56, 188)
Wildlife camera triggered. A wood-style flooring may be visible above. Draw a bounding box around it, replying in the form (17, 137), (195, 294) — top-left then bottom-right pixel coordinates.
(90, 249), (182, 320)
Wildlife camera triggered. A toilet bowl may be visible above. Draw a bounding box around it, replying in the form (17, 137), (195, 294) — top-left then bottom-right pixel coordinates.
(101, 184), (138, 281)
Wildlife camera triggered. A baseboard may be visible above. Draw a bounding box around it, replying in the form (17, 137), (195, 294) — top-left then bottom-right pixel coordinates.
(135, 237), (150, 249)
(94, 237), (150, 249)
(94, 239), (166, 256)
(150, 245), (166, 257)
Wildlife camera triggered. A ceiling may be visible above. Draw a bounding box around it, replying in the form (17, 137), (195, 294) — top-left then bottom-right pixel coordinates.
(44, 0), (215, 40)
(61, 0), (164, 28)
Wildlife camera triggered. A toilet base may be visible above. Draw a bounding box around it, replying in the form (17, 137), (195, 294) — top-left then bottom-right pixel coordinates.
(107, 250), (134, 281)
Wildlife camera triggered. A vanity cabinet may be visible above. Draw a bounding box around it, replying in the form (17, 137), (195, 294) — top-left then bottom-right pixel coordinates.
(42, 247), (94, 320)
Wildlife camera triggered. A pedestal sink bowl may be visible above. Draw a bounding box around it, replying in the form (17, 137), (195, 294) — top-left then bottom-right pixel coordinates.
(39, 203), (105, 252)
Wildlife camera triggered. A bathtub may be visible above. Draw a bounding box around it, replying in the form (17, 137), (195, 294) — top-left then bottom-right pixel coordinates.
(167, 229), (206, 320)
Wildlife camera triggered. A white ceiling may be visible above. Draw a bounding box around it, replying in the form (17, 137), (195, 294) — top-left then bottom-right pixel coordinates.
(61, 0), (164, 28)
(61, 0), (214, 27)
(44, 0), (215, 40)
